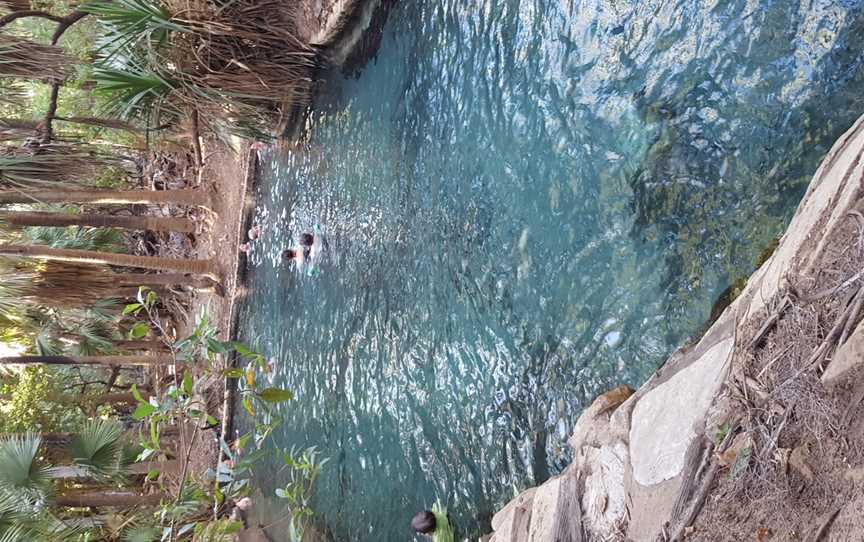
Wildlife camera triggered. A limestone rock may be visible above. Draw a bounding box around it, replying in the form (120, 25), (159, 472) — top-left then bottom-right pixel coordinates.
(527, 471), (582, 542)
(569, 385), (634, 453)
(580, 441), (628, 539)
(821, 320), (864, 387)
(491, 488), (536, 542)
(630, 336), (733, 486)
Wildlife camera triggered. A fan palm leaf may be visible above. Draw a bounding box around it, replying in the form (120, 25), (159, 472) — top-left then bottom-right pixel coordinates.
(69, 419), (125, 478)
(0, 434), (51, 499)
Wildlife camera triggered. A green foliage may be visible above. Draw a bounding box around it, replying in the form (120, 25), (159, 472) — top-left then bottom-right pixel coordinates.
(0, 434), (50, 498)
(0, 367), (86, 433)
(121, 290), (320, 540)
(275, 447), (328, 541)
(92, 63), (176, 121)
(82, 0), (185, 61)
(69, 419), (125, 478)
(23, 225), (125, 253)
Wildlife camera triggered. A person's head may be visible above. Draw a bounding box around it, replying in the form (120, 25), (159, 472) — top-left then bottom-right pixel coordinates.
(300, 233), (314, 247)
(282, 249), (298, 260)
(410, 511), (436, 535)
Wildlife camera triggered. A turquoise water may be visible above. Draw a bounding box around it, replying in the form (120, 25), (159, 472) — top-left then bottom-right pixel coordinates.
(236, 0), (864, 539)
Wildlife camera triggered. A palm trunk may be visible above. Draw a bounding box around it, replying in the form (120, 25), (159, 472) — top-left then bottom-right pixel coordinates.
(0, 210), (197, 233)
(0, 355), (172, 366)
(0, 244), (217, 278)
(117, 272), (216, 290)
(49, 460), (180, 480)
(0, 188), (210, 207)
(55, 489), (165, 508)
(114, 340), (169, 352)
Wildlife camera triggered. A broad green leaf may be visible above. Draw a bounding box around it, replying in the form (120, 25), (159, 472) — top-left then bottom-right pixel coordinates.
(132, 402), (155, 420)
(122, 303), (142, 316)
(131, 383), (144, 402)
(222, 368), (244, 379)
(146, 469), (160, 481)
(258, 388), (293, 404)
(182, 372), (193, 396)
(232, 343), (255, 357)
(242, 397), (255, 417)
(129, 322), (150, 339)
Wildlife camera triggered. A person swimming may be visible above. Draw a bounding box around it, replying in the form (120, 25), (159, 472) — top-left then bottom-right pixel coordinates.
(282, 232), (316, 264)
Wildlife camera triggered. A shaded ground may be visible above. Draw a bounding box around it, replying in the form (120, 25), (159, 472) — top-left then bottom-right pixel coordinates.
(689, 201), (864, 540)
(129, 134), (254, 491)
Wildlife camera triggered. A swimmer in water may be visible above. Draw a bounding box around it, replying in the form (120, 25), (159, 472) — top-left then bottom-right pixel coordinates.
(282, 232), (316, 264)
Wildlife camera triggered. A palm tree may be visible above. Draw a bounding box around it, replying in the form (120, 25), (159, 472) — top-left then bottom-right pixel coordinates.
(0, 188), (210, 207)
(0, 244), (217, 277)
(0, 355), (172, 366)
(0, 210), (197, 233)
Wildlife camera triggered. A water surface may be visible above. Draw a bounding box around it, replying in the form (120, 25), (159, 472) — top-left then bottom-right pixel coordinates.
(236, 0), (864, 539)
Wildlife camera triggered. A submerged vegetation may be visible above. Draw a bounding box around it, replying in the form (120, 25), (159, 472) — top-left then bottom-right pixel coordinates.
(0, 0), (329, 539)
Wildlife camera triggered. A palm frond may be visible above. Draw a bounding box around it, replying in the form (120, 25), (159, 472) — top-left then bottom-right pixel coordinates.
(0, 434), (51, 498)
(92, 63), (177, 121)
(69, 419), (125, 477)
(121, 525), (160, 542)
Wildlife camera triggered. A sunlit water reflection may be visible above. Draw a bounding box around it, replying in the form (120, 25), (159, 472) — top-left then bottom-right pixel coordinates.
(236, 0), (864, 539)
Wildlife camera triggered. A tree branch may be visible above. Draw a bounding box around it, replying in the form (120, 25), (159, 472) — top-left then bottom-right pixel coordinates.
(39, 10), (90, 143)
(51, 10), (88, 46)
(0, 10), (64, 28)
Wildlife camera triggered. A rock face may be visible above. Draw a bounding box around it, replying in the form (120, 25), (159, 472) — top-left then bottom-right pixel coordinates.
(485, 114), (864, 542)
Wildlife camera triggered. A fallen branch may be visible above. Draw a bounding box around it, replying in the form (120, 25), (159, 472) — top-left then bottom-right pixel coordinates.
(798, 270), (864, 303)
(839, 285), (864, 344)
(804, 506), (842, 542)
(748, 296), (792, 350)
(807, 285), (864, 370)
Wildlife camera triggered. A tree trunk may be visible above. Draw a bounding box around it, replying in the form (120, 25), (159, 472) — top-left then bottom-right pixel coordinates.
(55, 489), (165, 508)
(114, 340), (169, 352)
(0, 188), (210, 207)
(117, 272), (217, 290)
(0, 210), (197, 233)
(0, 355), (172, 366)
(0, 244), (217, 278)
(49, 460), (180, 480)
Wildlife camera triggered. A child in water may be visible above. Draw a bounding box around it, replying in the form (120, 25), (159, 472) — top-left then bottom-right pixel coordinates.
(411, 502), (454, 542)
(282, 232), (315, 264)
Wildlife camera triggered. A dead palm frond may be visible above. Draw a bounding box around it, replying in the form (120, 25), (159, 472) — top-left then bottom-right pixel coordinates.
(0, 1), (30, 11)
(0, 36), (73, 83)
(0, 143), (125, 190)
(0, 119), (39, 141)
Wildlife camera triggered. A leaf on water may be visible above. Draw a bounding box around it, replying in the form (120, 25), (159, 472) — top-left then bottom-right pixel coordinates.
(259, 388), (293, 404)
